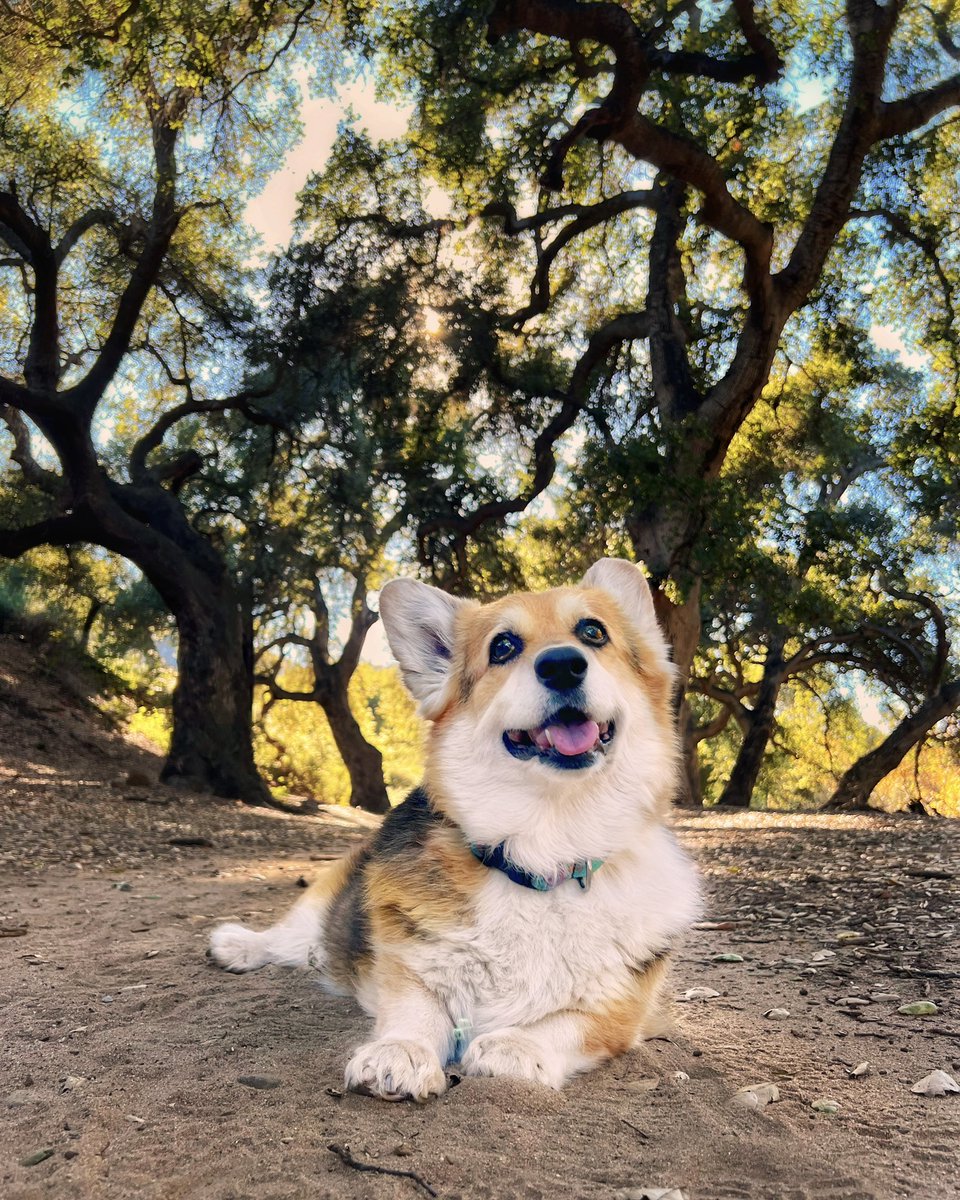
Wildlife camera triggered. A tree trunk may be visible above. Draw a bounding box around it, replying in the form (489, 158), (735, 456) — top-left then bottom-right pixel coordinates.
(652, 579), (702, 688)
(826, 679), (960, 811)
(718, 643), (785, 808)
(651, 581), (704, 804)
(676, 697), (703, 808)
(80, 598), (101, 651)
(161, 582), (272, 805)
(320, 684), (390, 814)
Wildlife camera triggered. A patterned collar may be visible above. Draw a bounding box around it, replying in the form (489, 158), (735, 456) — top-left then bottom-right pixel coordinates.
(468, 841), (604, 892)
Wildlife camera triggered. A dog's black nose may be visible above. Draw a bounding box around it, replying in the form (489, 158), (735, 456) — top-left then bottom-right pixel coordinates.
(535, 646), (588, 692)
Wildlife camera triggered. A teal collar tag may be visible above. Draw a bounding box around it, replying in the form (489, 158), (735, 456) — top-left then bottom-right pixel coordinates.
(469, 842), (604, 892)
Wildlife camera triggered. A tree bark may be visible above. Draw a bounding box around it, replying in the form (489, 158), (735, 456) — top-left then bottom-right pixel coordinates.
(651, 579), (705, 804)
(718, 640), (785, 808)
(161, 581), (272, 805)
(675, 697), (703, 808)
(826, 680), (960, 812)
(319, 684), (390, 814)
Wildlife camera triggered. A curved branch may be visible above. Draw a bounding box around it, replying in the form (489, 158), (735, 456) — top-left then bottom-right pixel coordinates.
(337, 574), (378, 682)
(878, 72), (960, 139)
(128, 377), (279, 483)
(64, 113), (184, 417)
(617, 114), (774, 286)
(776, 3), (901, 308)
(0, 406), (63, 494)
(55, 208), (119, 265)
(497, 189), (662, 326)
(419, 309), (650, 549)
(687, 677), (752, 734)
(0, 188), (61, 392)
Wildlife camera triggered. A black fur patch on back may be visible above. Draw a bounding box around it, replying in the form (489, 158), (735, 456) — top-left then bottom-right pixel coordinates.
(322, 788), (446, 987)
(370, 787), (445, 859)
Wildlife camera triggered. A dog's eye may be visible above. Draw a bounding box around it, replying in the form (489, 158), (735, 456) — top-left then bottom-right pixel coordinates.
(489, 632), (523, 665)
(576, 618), (608, 647)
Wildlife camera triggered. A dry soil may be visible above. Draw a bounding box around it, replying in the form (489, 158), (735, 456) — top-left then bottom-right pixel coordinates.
(1, 635), (958, 1200)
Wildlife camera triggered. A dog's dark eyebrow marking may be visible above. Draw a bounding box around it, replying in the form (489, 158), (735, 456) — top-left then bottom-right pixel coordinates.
(432, 638), (451, 660)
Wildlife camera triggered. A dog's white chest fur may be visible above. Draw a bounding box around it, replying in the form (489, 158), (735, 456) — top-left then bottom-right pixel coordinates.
(397, 825), (699, 1039)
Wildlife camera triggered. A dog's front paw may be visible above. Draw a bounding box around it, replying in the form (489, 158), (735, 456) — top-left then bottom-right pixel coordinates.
(208, 923), (268, 973)
(460, 1030), (566, 1088)
(345, 1038), (446, 1102)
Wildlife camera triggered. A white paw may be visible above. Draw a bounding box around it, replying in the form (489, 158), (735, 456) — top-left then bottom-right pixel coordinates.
(344, 1038), (446, 1102)
(460, 1030), (566, 1088)
(208, 923), (268, 973)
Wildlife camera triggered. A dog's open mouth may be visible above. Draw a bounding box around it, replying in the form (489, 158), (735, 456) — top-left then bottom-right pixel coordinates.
(502, 707), (615, 769)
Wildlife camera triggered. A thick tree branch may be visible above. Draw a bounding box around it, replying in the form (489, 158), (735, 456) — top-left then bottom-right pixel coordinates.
(128, 378), (279, 483)
(692, 702), (734, 743)
(337, 574), (378, 683)
(877, 72), (960, 139)
(617, 114), (774, 290)
(775, 1), (900, 308)
(828, 677), (960, 810)
(0, 188), (61, 392)
(688, 677), (752, 733)
(311, 578), (332, 667)
(647, 177), (699, 419)
(0, 510), (90, 557)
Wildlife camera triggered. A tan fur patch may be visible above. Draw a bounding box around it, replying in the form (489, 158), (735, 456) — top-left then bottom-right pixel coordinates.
(365, 826), (485, 944)
(581, 954), (672, 1059)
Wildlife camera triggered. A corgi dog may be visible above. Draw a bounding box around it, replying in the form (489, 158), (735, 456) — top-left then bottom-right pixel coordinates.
(209, 558), (699, 1100)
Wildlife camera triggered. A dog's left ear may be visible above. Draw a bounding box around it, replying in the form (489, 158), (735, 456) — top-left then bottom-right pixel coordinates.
(580, 558), (673, 665)
(378, 578), (472, 717)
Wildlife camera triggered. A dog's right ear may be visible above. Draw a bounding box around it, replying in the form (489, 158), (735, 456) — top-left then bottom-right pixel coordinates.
(378, 579), (471, 717)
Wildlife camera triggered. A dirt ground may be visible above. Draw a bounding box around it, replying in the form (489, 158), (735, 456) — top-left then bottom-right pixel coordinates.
(1, 635), (959, 1200)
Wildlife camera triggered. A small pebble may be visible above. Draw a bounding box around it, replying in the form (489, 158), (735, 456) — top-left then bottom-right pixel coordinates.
(732, 1082), (779, 1109)
(764, 1008), (791, 1020)
(898, 1001), (939, 1016)
(237, 1075), (282, 1090)
(21, 1148), (54, 1167)
(681, 987), (720, 1001)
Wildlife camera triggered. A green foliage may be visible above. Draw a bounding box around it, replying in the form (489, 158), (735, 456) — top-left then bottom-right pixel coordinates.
(256, 662), (423, 803)
(697, 679), (878, 809)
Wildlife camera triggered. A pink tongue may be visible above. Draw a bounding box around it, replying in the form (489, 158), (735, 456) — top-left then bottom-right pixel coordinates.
(548, 720), (600, 756)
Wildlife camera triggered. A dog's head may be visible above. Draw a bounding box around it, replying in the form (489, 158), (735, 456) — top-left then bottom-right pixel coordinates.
(379, 559), (679, 869)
